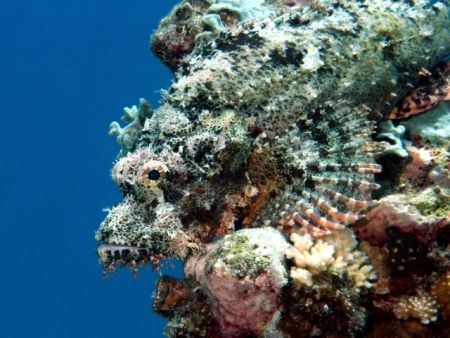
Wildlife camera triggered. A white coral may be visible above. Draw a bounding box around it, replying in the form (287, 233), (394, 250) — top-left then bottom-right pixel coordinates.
(286, 229), (376, 288)
(393, 289), (438, 324)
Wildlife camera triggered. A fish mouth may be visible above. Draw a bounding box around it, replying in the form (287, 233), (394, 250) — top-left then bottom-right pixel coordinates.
(97, 244), (163, 273)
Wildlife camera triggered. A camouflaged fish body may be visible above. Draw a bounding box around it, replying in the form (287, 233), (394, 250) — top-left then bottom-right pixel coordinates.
(96, 0), (450, 269)
(252, 102), (381, 237)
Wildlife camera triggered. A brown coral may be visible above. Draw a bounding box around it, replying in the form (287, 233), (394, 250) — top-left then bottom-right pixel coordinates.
(402, 146), (433, 186)
(151, 1), (210, 71)
(355, 193), (450, 246)
(430, 271), (450, 321)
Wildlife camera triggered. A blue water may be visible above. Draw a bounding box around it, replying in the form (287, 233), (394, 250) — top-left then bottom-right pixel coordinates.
(0, 1), (180, 337)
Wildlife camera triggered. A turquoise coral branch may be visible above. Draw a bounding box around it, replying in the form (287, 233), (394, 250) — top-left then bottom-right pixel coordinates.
(108, 98), (152, 154)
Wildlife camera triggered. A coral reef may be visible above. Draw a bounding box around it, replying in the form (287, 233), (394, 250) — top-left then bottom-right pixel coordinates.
(95, 0), (450, 337)
(185, 227), (290, 337)
(393, 289), (438, 324)
(286, 229), (375, 289)
(356, 191), (450, 246)
(376, 120), (409, 158)
(401, 101), (450, 144)
(282, 229), (375, 336)
(153, 276), (221, 337)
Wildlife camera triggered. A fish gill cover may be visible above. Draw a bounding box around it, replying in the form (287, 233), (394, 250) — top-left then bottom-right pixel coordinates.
(95, 0), (450, 337)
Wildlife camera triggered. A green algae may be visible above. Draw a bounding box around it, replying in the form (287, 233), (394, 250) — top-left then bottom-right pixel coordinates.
(411, 188), (450, 218)
(206, 233), (272, 277)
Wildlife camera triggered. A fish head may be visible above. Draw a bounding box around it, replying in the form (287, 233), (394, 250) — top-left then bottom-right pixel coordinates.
(96, 105), (266, 270)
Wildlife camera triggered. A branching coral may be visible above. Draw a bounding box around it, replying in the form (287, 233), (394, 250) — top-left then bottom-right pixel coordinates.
(286, 229), (376, 289)
(108, 98), (152, 154)
(393, 289), (439, 325)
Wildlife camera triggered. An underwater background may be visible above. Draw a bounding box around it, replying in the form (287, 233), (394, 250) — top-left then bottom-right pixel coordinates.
(2, 0), (450, 337)
(0, 1), (179, 337)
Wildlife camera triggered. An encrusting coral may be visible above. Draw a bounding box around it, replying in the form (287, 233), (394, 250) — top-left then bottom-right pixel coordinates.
(95, 0), (450, 337)
(185, 227), (290, 337)
(401, 101), (450, 145)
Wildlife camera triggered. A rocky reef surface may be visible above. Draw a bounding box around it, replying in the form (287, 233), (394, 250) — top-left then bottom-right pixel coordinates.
(95, 0), (450, 337)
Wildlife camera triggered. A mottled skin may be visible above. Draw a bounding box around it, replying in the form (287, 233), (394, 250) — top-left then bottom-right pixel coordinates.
(96, 1), (450, 336)
(97, 0), (450, 265)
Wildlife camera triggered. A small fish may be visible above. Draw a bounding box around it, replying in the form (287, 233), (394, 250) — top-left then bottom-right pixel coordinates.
(386, 61), (450, 120)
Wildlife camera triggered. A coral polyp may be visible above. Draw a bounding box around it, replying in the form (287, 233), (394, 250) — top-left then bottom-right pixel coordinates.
(96, 0), (450, 336)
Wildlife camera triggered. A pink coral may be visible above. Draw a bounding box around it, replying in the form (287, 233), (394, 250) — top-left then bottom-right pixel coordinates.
(185, 228), (289, 337)
(403, 146), (432, 185)
(205, 271), (280, 337)
(356, 194), (449, 246)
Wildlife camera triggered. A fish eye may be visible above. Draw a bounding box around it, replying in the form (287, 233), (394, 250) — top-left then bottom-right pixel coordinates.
(139, 160), (168, 189)
(148, 169), (161, 181)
